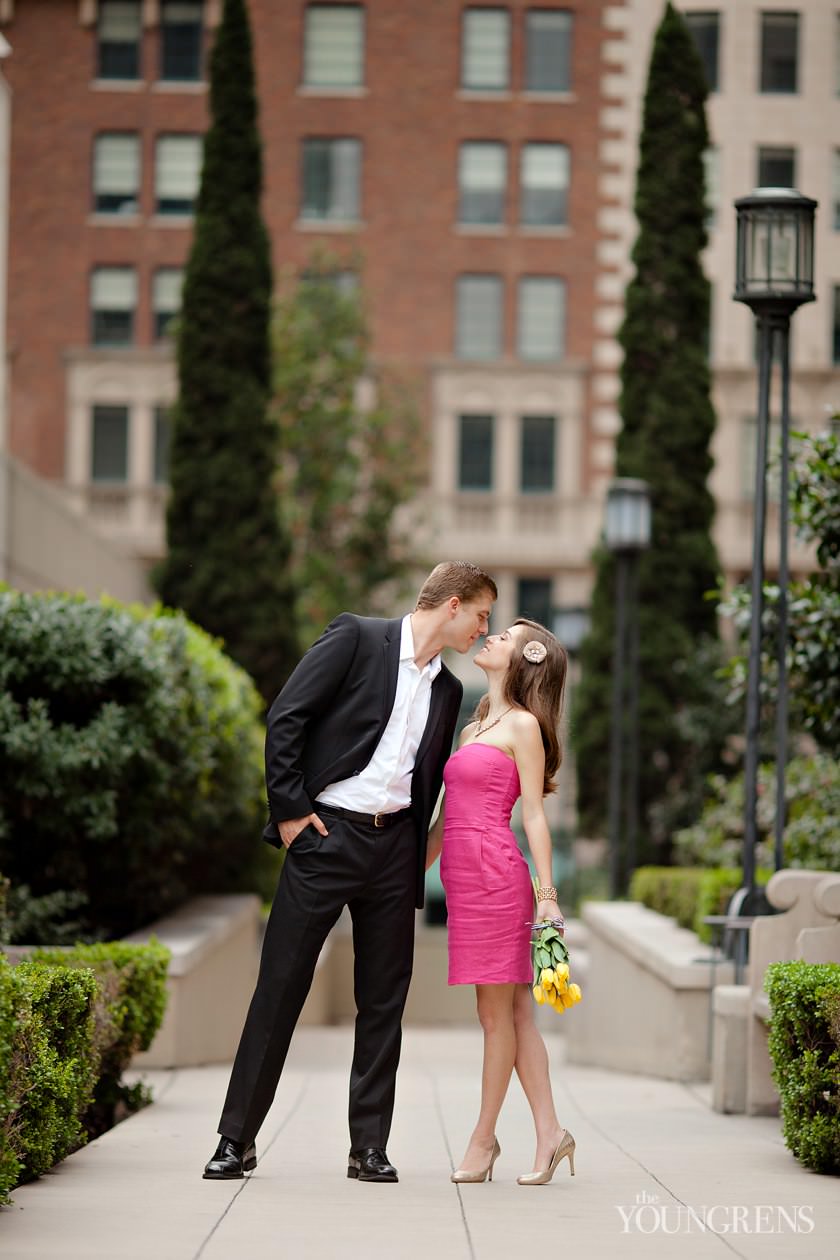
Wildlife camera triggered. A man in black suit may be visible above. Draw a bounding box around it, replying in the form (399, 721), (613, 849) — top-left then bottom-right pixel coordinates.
(204, 561), (497, 1183)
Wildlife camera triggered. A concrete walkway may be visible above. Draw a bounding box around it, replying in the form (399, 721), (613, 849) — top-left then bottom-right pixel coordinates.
(1, 1027), (837, 1260)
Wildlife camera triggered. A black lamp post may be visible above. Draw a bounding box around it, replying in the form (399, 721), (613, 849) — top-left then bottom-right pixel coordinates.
(605, 478), (651, 897)
(733, 188), (816, 908)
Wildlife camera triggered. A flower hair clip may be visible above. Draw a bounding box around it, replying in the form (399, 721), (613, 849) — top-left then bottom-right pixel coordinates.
(522, 640), (547, 664)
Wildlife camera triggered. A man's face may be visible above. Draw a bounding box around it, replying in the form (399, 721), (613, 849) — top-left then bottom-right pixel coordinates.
(444, 592), (494, 653)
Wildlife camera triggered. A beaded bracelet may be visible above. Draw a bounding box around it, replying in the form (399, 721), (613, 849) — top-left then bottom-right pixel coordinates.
(536, 885), (558, 904)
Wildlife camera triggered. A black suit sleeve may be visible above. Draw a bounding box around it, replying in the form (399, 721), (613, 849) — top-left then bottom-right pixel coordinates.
(265, 613), (361, 822)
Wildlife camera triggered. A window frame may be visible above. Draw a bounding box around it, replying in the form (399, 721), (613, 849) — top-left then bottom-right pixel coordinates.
(159, 0), (204, 82)
(90, 265), (137, 346)
(457, 413), (495, 492)
(455, 274), (504, 361)
(92, 132), (141, 216)
(302, 3), (365, 88)
(683, 10), (720, 93)
(520, 414), (556, 494)
(524, 8), (573, 94)
(756, 145), (796, 190)
(300, 136), (362, 222)
(97, 0), (143, 81)
(461, 7), (511, 92)
(759, 10), (799, 94)
(91, 404), (130, 484)
(155, 133), (203, 216)
(458, 141), (507, 226)
(520, 142), (570, 227)
(517, 276), (565, 362)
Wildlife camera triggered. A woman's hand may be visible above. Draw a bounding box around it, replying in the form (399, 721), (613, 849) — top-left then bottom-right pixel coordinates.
(536, 899), (565, 934)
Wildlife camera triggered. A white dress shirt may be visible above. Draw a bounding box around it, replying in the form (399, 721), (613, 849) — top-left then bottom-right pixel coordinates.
(316, 615), (442, 813)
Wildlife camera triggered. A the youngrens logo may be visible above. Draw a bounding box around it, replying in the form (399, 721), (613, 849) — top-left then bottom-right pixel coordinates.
(616, 1191), (815, 1235)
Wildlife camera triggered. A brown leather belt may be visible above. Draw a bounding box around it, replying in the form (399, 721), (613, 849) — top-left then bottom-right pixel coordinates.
(317, 803), (413, 829)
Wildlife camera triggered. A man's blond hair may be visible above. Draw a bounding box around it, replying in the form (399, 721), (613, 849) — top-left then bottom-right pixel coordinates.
(415, 561), (497, 610)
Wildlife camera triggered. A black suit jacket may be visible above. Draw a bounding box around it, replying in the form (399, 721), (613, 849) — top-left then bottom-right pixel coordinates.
(263, 613), (463, 908)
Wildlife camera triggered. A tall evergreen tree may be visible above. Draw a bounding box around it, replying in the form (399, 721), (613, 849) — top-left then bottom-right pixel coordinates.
(573, 3), (722, 857)
(154, 0), (297, 703)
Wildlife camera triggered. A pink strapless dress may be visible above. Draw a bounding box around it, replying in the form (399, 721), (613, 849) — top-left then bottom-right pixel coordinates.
(440, 742), (533, 985)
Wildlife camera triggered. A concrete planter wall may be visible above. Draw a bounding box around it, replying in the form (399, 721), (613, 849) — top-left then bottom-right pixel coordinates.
(565, 900), (733, 1081)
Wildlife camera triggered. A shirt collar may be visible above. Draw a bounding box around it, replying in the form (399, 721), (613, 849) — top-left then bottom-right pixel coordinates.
(400, 614), (442, 679)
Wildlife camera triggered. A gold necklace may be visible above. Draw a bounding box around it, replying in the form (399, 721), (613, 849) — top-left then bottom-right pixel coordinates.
(475, 705), (513, 737)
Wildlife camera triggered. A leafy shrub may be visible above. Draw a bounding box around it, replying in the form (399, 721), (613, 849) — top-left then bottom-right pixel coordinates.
(0, 875), (91, 946)
(629, 866), (704, 929)
(0, 591), (268, 936)
(32, 941), (169, 1137)
(0, 941), (169, 1204)
(766, 961), (840, 1175)
(673, 754), (840, 873)
(629, 865), (771, 942)
(4, 961), (99, 1189)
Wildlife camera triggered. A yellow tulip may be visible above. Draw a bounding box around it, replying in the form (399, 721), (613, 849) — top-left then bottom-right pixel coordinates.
(532, 984), (546, 1005)
(554, 962), (570, 983)
(554, 976), (569, 995)
(560, 991), (575, 1009)
(568, 983), (582, 1004)
(540, 968), (555, 990)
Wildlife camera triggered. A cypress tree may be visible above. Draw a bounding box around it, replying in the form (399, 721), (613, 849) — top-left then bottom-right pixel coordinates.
(574, 3), (722, 856)
(154, 0), (297, 703)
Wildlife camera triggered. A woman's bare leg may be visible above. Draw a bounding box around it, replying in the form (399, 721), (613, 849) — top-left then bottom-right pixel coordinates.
(512, 984), (568, 1170)
(457, 984), (517, 1171)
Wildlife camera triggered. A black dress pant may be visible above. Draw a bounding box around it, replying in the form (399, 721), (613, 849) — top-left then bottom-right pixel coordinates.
(218, 813), (417, 1151)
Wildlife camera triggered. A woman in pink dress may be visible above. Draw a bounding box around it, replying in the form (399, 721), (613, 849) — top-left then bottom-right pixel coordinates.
(427, 618), (575, 1186)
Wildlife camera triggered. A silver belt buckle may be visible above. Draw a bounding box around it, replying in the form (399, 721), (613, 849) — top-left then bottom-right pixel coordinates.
(373, 812), (385, 828)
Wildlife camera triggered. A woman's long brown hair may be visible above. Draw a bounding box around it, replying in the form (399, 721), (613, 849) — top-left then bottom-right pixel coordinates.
(474, 618), (568, 795)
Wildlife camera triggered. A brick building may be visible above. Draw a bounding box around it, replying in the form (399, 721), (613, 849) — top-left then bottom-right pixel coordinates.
(0, 0), (837, 651)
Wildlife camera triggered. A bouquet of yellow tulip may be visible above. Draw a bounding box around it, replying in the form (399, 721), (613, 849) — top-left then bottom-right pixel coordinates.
(530, 879), (582, 1014)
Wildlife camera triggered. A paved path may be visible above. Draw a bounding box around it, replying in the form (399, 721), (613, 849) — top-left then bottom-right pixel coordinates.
(1, 1027), (836, 1259)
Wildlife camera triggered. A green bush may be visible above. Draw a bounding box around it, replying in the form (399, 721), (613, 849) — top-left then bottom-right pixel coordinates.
(4, 961), (99, 1189)
(766, 961), (840, 1175)
(673, 754), (840, 873)
(629, 866), (704, 929)
(0, 590), (268, 937)
(32, 941), (169, 1137)
(0, 941), (169, 1204)
(629, 865), (771, 942)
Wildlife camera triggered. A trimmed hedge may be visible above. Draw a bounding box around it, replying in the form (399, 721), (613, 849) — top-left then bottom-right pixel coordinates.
(0, 590), (270, 937)
(0, 942), (169, 1204)
(766, 961), (840, 1175)
(629, 865), (771, 942)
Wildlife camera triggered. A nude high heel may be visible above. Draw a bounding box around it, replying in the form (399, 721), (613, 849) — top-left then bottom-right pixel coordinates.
(517, 1130), (575, 1185)
(451, 1138), (501, 1184)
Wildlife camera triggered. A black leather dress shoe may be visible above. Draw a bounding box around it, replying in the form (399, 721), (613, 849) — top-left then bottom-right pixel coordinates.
(347, 1147), (399, 1182)
(203, 1136), (257, 1180)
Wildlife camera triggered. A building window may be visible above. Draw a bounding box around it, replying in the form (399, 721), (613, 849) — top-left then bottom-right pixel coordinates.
(458, 414), (494, 490)
(455, 275), (503, 360)
(301, 138), (361, 221)
(303, 4), (364, 87)
(458, 142), (506, 225)
(520, 143), (569, 226)
(152, 267), (183, 339)
(684, 11), (720, 92)
(517, 577), (553, 628)
(154, 405), (172, 484)
(155, 135), (202, 215)
(90, 267), (137, 345)
(703, 146), (719, 227)
(757, 146), (795, 189)
(520, 415), (555, 493)
(833, 286), (840, 364)
(91, 405), (129, 483)
(517, 277), (564, 361)
(160, 0), (203, 81)
(93, 133), (140, 214)
(760, 11), (798, 93)
(97, 0), (142, 79)
(462, 8), (510, 91)
(525, 9), (572, 92)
